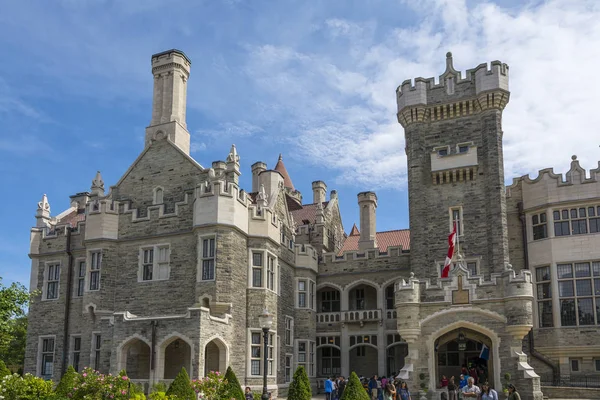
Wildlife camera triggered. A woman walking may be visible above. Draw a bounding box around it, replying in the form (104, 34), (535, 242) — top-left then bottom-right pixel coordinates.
(384, 383), (396, 400)
(507, 384), (521, 400)
(397, 382), (411, 400)
(480, 383), (498, 400)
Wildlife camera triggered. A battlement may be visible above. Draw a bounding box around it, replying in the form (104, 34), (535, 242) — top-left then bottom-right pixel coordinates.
(321, 245), (407, 263)
(293, 244), (318, 272)
(194, 179), (250, 232)
(396, 53), (509, 127)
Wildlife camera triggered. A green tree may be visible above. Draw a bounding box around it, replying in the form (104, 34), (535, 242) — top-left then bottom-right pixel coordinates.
(340, 372), (370, 400)
(0, 279), (31, 351)
(166, 367), (196, 400)
(287, 365), (311, 400)
(219, 366), (244, 400)
(54, 365), (78, 397)
(0, 359), (11, 377)
(0, 316), (27, 372)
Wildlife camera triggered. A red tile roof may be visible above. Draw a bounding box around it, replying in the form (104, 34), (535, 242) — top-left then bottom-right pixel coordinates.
(338, 229), (410, 254)
(274, 154), (294, 190)
(57, 209), (86, 226)
(290, 202), (329, 224)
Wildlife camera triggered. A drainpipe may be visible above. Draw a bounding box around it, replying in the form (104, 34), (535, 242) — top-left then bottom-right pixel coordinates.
(518, 202), (559, 384)
(61, 227), (74, 376)
(151, 320), (158, 370)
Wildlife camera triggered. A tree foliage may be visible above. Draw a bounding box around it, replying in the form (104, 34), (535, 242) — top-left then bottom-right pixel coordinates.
(0, 316), (27, 372)
(0, 359), (11, 377)
(220, 366), (244, 400)
(287, 365), (312, 400)
(0, 278), (31, 351)
(166, 367), (196, 400)
(340, 372), (370, 400)
(54, 365), (78, 397)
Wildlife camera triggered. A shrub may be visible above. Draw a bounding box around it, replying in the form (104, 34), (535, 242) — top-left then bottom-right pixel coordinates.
(166, 367), (196, 400)
(220, 366), (244, 400)
(0, 373), (53, 400)
(340, 372), (369, 400)
(192, 370), (226, 400)
(0, 360), (11, 378)
(54, 365), (78, 397)
(287, 366), (311, 400)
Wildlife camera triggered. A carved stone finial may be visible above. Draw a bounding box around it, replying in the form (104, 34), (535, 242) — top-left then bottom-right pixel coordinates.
(409, 272), (415, 279)
(256, 184), (268, 208)
(278, 153), (283, 161)
(445, 51), (455, 73)
(37, 194), (50, 213)
(572, 155), (577, 161)
(91, 171), (105, 196)
(36, 194), (51, 227)
(226, 144), (240, 164)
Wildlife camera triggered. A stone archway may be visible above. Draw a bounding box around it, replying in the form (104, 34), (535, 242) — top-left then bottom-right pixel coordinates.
(204, 338), (228, 375)
(386, 343), (407, 377)
(349, 344), (378, 378)
(159, 335), (193, 380)
(117, 336), (151, 381)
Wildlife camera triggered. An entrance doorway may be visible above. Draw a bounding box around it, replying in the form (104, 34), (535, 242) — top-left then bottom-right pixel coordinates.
(435, 328), (492, 387)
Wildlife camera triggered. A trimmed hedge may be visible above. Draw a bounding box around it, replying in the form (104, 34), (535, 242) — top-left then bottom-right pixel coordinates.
(166, 367), (196, 400)
(287, 365), (311, 400)
(340, 372), (370, 400)
(221, 366), (245, 400)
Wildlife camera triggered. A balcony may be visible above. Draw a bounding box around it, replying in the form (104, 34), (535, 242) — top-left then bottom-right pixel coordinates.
(343, 309), (382, 324)
(317, 312), (342, 323)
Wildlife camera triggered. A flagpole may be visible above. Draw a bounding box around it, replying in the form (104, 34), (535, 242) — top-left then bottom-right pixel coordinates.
(455, 221), (460, 258)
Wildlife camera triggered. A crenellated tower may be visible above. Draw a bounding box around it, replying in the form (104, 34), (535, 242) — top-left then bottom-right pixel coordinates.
(398, 52), (510, 280)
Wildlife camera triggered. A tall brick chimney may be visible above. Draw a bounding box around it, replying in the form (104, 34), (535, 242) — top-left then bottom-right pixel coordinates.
(358, 191), (377, 251)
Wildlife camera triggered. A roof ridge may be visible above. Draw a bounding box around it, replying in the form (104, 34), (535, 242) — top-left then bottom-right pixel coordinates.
(376, 228), (410, 233)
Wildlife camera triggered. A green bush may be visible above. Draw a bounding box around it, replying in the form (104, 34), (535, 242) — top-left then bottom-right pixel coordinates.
(166, 367), (195, 400)
(340, 372), (369, 400)
(0, 373), (53, 400)
(220, 366), (244, 400)
(287, 365), (311, 400)
(54, 365), (78, 397)
(0, 360), (11, 377)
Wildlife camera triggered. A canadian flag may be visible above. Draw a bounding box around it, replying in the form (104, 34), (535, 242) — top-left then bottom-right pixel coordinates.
(441, 222), (457, 278)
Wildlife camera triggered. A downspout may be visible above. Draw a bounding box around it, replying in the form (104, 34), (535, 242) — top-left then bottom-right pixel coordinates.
(518, 202), (559, 384)
(61, 227), (74, 376)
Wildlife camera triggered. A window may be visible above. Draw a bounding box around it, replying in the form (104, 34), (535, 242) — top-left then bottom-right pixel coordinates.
(554, 206), (600, 236)
(386, 286), (394, 310)
(355, 288), (365, 310)
(356, 346), (366, 357)
(536, 266), (553, 327)
(297, 341), (306, 368)
(76, 261), (85, 297)
(201, 237), (216, 281)
(298, 281), (306, 308)
(140, 245), (170, 281)
(532, 213), (548, 240)
(153, 187), (164, 204)
(296, 340), (315, 377)
(252, 252), (262, 288)
(466, 262), (478, 276)
(321, 290), (341, 312)
(438, 148), (448, 156)
(450, 207), (463, 235)
(267, 256), (275, 291)
(249, 331), (275, 376)
(89, 251), (102, 291)
(92, 333), (101, 371)
(595, 359), (600, 372)
(571, 359), (580, 372)
(557, 262), (600, 326)
(310, 281), (315, 310)
(309, 342), (315, 376)
(285, 317), (293, 346)
(320, 347), (341, 376)
(46, 264), (60, 300)
(72, 336), (81, 372)
(40, 337), (55, 379)
(285, 355), (292, 383)
(458, 145), (469, 153)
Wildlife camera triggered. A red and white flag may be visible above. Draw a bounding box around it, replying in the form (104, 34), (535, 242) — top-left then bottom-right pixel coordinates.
(441, 222), (457, 278)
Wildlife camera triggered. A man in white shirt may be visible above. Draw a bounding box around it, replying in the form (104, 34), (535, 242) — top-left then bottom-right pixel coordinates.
(461, 377), (481, 398)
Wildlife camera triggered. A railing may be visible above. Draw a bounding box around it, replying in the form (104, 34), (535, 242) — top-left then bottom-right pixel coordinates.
(386, 310), (397, 319)
(317, 312), (341, 323)
(343, 309), (381, 322)
(540, 373), (600, 388)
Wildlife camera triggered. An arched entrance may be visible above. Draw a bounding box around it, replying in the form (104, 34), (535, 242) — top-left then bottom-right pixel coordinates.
(163, 337), (192, 379)
(435, 328), (493, 387)
(118, 337), (151, 380)
(204, 338), (228, 375)
(348, 283), (378, 311)
(349, 344), (378, 378)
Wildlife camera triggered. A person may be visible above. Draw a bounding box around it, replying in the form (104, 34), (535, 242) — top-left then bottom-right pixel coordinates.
(459, 374), (468, 390)
(481, 383), (498, 400)
(325, 376), (334, 400)
(461, 377), (481, 398)
(377, 378), (383, 400)
(397, 381), (411, 400)
(245, 387), (254, 400)
(440, 375), (449, 388)
(369, 376), (378, 400)
(507, 384), (521, 400)
(447, 376), (457, 400)
(338, 376), (347, 400)
(384, 383), (396, 400)
(468, 364), (478, 384)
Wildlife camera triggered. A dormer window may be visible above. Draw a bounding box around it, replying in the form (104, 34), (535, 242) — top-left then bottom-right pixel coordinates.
(438, 149), (448, 156)
(459, 145), (469, 154)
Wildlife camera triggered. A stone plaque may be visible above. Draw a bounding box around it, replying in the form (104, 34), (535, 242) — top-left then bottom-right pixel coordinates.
(452, 275), (470, 305)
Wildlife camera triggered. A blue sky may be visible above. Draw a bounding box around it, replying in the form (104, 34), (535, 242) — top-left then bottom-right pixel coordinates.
(1, 0), (599, 288)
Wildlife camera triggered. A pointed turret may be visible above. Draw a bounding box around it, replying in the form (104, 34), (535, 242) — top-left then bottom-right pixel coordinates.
(349, 223), (360, 236)
(274, 154), (294, 190)
(91, 171), (105, 197)
(36, 194), (51, 227)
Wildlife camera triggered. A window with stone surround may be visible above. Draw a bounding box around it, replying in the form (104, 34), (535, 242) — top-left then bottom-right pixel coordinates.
(595, 359), (600, 372)
(89, 251), (102, 291)
(39, 336), (55, 380)
(296, 278), (316, 310)
(44, 263), (61, 300)
(285, 316), (294, 346)
(385, 285), (394, 310)
(285, 354), (293, 382)
(71, 336), (81, 372)
(139, 245), (170, 282)
(153, 187), (164, 205)
(76, 261), (85, 297)
(249, 250), (278, 293)
(532, 212), (548, 240)
(91, 333), (101, 371)
(320, 347), (341, 376)
(437, 260), (479, 277)
(535, 266), (553, 327)
(248, 330), (276, 377)
(570, 358), (580, 372)
(553, 206), (600, 237)
(557, 261), (600, 326)
(201, 236), (216, 281)
(320, 290), (341, 312)
(449, 207), (463, 236)
(296, 340), (315, 377)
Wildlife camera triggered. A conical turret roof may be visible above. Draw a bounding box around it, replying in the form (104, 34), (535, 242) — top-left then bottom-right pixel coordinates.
(274, 154), (295, 190)
(349, 223), (360, 236)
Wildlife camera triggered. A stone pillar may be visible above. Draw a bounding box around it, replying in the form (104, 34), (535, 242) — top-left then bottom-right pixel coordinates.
(341, 324), (350, 378)
(358, 191), (377, 251)
(312, 181), (327, 204)
(377, 327), (386, 377)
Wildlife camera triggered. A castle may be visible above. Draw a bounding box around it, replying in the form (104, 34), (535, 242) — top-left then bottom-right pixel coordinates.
(24, 49), (600, 400)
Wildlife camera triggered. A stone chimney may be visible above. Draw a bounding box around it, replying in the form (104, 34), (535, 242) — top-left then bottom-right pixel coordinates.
(312, 181), (327, 204)
(358, 191), (377, 251)
(145, 49), (192, 154)
(251, 161), (267, 192)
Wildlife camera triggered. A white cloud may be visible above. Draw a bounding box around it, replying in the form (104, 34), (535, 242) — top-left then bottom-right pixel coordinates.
(242, 0), (600, 188)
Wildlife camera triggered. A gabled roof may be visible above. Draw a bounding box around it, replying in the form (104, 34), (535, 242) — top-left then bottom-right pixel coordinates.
(274, 154), (294, 190)
(349, 223), (360, 236)
(56, 209), (86, 226)
(338, 229), (410, 254)
(290, 202), (329, 225)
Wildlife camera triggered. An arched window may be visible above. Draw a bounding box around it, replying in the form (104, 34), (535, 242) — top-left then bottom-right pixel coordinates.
(154, 187), (164, 205)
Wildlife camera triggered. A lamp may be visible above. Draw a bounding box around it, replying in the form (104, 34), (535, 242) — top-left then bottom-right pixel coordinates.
(258, 309), (273, 400)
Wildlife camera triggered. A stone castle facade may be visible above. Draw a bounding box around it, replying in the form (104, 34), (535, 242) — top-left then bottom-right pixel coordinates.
(24, 49), (600, 400)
